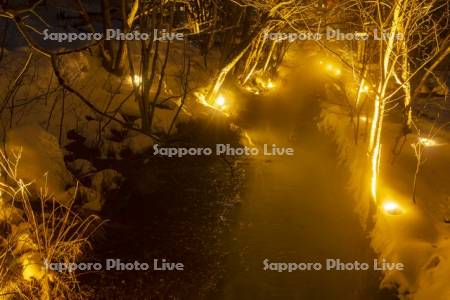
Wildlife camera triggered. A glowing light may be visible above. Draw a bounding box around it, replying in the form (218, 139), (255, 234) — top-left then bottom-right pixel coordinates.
(361, 84), (369, 93)
(195, 91), (206, 104)
(266, 80), (275, 89)
(383, 201), (403, 215)
(244, 85), (260, 95)
(369, 92), (385, 202)
(215, 95), (226, 108)
(195, 92), (230, 116)
(418, 137), (436, 147)
(359, 116), (368, 122)
(130, 74), (142, 85)
(371, 143), (381, 201)
(319, 60), (324, 65)
(324, 63), (341, 76)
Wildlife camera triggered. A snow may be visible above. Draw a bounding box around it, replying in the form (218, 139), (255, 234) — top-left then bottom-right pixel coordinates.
(67, 159), (97, 176)
(83, 169), (124, 211)
(5, 125), (74, 204)
(151, 107), (191, 134)
(0, 40), (221, 157)
(20, 252), (46, 282)
(62, 168), (124, 212)
(0, 199), (23, 224)
(320, 97), (450, 299)
(414, 239), (450, 300)
(124, 132), (155, 155)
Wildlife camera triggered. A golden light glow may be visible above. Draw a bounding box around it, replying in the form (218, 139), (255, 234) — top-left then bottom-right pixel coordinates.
(195, 91), (230, 116)
(382, 201), (403, 215)
(324, 64), (341, 76)
(215, 95), (226, 108)
(369, 90), (386, 203)
(244, 85), (262, 95)
(371, 143), (381, 201)
(361, 84), (369, 93)
(21, 253), (45, 281)
(355, 79), (367, 107)
(418, 137), (436, 147)
(129, 74), (142, 85)
(253, 77), (276, 92)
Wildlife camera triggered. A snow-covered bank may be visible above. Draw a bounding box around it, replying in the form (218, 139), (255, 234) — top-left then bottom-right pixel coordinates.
(0, 40), (217, 154)
(2, 125), (126, 211)
(319, 96), (450, 299)
(0, 130), (100, 299)
(5, 125), (74, 202)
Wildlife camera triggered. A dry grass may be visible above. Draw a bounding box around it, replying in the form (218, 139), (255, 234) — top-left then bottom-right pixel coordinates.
(0, 150), (101, 299)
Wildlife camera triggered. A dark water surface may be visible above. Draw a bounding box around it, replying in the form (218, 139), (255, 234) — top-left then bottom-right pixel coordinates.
(216, 56), (397, 300)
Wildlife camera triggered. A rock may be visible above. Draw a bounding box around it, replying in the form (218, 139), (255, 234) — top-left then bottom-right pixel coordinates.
(67, 159), (97, 176)
(60, 184), (97, 208)
(83, 169), (124, 211)
(124, 133), (155, 155)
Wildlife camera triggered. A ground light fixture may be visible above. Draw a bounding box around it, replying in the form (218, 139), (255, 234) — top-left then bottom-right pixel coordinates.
(129, 74), (142, 86)
(360, 84), (369, 93)
(244, 86), (261, 95)
(324, 63), (341, 76)
(215, 95), (226, 108)
(418, 137), (436, 147)
(382, 201), (403, 215)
